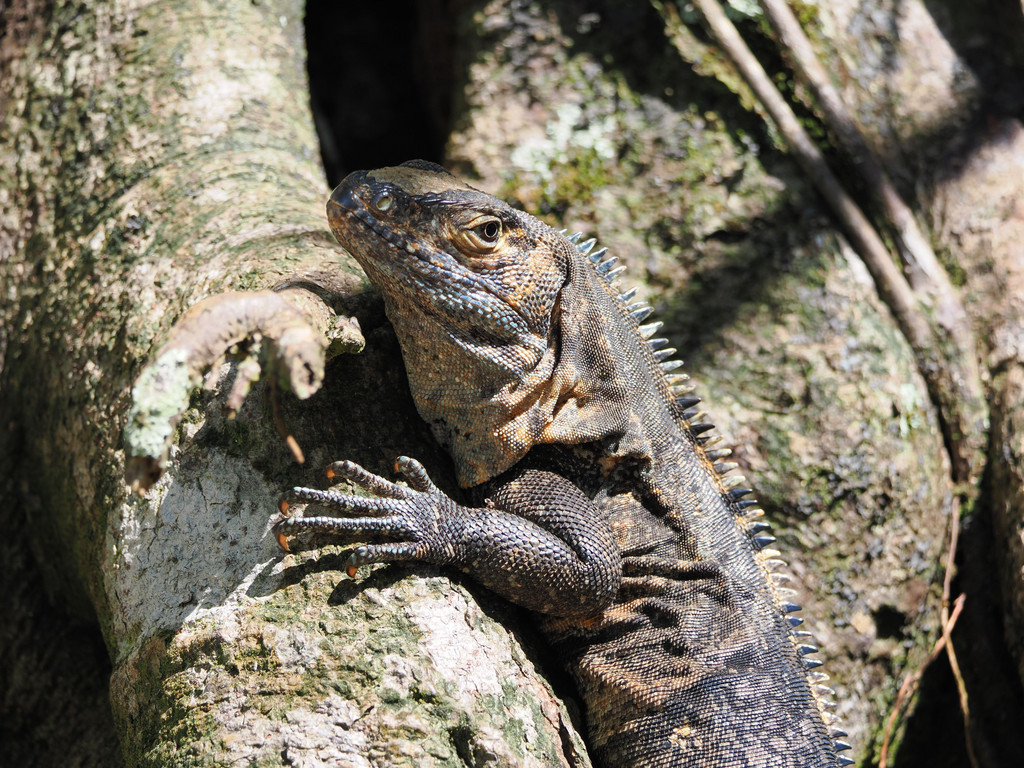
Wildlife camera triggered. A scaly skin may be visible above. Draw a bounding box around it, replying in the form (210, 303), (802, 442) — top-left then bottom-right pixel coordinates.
(275, 160), (851, 767)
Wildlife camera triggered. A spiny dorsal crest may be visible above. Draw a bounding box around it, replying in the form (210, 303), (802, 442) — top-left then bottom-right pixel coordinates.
(560, 228), (693, 395)
(560, 227), (849, 758)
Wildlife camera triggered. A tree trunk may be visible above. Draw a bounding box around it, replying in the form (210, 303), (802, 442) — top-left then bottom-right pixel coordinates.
(1, 1), (584, 766)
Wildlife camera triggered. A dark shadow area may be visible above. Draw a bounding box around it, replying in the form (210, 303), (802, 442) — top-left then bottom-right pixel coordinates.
(0, 494), (125, 768)
(304, 0), (457, 186)
(894, 495), (1024, 767)
(891, 650), (971, 768)
(923, 0), (1024, 121)
(948, 494), (1024, 764)
(890, 446), (1024, 767)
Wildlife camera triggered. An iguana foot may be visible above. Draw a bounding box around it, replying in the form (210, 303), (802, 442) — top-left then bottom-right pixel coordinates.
(273, 460), (620, 617)
(274, 457), (456, 577)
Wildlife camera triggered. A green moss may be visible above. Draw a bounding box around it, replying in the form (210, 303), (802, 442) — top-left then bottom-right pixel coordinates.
(123, 348), (197, 468)
(222, 634), (282, 676)
(540, 148), (612, 217)
(787, 0), (820, 27)
(221, 416), (255, 456)
(234, 269), (265, 291)
(937, 248), (968, 287)
(498, 708), (527, 753)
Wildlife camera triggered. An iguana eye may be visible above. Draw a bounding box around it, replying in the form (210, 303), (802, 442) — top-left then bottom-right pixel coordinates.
(477, 220), (500, 242)
(459, 216), (504, 253)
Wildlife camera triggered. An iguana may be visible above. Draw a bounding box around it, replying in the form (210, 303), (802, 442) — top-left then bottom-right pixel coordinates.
(274, 160), (852, 767)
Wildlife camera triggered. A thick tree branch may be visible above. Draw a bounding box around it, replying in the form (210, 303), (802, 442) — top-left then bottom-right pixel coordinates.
(756, 0), (985, 482)
(689, 0), (985, 483)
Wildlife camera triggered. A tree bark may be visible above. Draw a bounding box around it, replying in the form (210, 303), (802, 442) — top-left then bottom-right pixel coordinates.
(1, 1), (585, 766)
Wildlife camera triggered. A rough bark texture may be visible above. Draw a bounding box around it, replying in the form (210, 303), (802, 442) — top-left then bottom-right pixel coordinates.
(1, 1), (586, 766)
(4, 1), (1024, 767)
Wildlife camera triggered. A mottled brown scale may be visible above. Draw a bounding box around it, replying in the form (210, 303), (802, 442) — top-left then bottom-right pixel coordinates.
(279, 160), (848, 768)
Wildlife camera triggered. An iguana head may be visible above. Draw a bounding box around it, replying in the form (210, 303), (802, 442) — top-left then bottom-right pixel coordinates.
(328, 160), (562, 366)
(327, 160), (639, 486)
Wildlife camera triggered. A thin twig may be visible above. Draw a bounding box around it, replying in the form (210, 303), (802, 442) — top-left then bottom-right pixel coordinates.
(878, 593), (965, 767)
(941, 497), (977, 768)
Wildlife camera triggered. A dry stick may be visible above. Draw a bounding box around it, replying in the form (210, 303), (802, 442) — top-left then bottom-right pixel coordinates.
(756, 0), (984, 484)
(878, 593), (965, 768)
(940, 497), (978, 768)
(687, 0), (978, 762)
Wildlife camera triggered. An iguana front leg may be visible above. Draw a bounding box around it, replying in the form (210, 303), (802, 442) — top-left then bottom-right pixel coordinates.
(275, 459), (622, 618)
